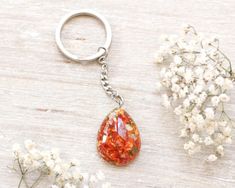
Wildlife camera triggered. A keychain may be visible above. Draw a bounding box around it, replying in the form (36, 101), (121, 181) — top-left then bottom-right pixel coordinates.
(55, 10), (141, 166)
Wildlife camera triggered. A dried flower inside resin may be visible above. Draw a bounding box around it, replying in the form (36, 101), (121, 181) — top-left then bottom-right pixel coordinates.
(11, 140), (111, 188)
(155, 25), (234, 162)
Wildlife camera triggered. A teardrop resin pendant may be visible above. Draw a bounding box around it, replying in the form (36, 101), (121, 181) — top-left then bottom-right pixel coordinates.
(97, 108), (141, 166)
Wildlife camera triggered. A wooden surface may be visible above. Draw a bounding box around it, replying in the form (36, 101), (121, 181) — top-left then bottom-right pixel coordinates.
(0, 0), (235, 187)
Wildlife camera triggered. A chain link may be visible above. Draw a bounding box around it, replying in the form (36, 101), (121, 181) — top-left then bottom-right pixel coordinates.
(99, 56), (124, 108)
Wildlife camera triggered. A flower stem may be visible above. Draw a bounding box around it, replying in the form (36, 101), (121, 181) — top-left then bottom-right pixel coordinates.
(30, 172), (43, 188)
(17, 158), (29, 188)
(18, 176), (23, 188)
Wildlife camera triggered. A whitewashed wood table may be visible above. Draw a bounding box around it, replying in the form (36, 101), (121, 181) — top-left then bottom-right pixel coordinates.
(0, 0), (235, 187)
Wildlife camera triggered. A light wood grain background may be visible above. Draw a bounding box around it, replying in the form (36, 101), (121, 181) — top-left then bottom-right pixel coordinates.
(0, 0), (235, 187)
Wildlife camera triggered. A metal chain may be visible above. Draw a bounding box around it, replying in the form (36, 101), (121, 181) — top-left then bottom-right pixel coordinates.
(98, 56), (124, 108)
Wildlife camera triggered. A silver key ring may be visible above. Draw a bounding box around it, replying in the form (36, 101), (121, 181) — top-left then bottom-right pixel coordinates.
(55, 10), (112, 63)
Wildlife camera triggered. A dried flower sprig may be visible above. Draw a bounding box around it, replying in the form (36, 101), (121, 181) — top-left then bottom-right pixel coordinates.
(12, 140), (111, 188)
(155, 25), (234, 162)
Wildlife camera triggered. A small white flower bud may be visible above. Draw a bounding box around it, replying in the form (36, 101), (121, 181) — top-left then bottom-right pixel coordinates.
(155, 54), (164, 64)
(215, 76), (224, 86)
(174, 106), (182, 115)
(205, 108), (215, 120)
(222, 126), (232, 137)
(211, 96), (220, 106)
(216, 145), (224, 156)
(12, 143), (21, 154)
(192, 134), (200, 142)
(179, 129), (188, 138)
(174, 55), (182, 65)
(24, 140), (36, 151)
(204, 136), (214, 146)
(219, 93), (230, 102)
(51, 185), (59, 188)
(207, 154), (217, 162)
(224, 78), (233, 90)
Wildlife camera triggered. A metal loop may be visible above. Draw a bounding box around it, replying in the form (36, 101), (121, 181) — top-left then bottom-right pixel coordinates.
(55, 10), (112, 64)
(98, 49), (108, 64)
(114, 95), (124, 107)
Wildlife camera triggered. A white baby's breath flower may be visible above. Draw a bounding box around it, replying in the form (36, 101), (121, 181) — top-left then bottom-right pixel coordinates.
(165, 70), (173, 79)
(188, 122), (196, 132)
(154, 53), (164, 64)
(177, 66), (186, 76)
(51, 148), (60, 159)
(179, 129), (188, 138)
(208, 84), (218, 95)
(184, 141), (195, 150)
(171, 84), (180, 93)
(216, 145), (224, 156)
(12, 141), (111, 188)
(225, 137), (232, 144)
(193, 114), (205, 126)
(195, 67), (204, 76)
(183, 98), (190, 108)
(64, 183), (76, 188)
(211, 96), (220, 106)
(199, 92), (207, 101)
(160, 68), (166, 78)
(29, 149), (42, 160)
(53, 164), (62, 174)
(215, 76), (224, 86)
(72, 168), (82, 180)
(222, 126), (232, 137)
(224, 78), (234, 90)
(46, 159), (55, 170)
(188, 145), (201, 155)
(159, 34), (169, 42)
(181, 24), (191, 33)
(205, 108), (215, 120)
(174, 55), (182, 65)
(71, 159), (80, 166)
(204, 136), (214, 146)
(219, 93), (230, 102)
(12, 143), (21, 155)
(174, 106), (182, 115)
(171, 75), (179, 84)
(156, 25), (234, 162)
(51, 185), (59, 188)
(194, 84), (203, 94)
(184, 69), (193, 83)
(214, 133), (225, 144)
(192, 134), (200, 142)
(204, 70), (214, 81)
(41, 151), (50, 160)
(206, 121), (216, 135)
(218, 121), (227, 127)
(161, 94), (171, 108)
(207, 154), (217, 162)
(24, 139), (36, 151)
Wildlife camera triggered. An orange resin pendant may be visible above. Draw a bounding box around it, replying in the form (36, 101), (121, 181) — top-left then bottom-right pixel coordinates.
(97, 108), (141, 166)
